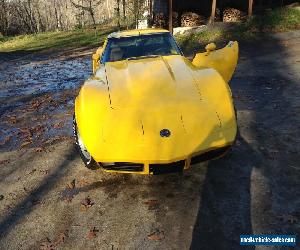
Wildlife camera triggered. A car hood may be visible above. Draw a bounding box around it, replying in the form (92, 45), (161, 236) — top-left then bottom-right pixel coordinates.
(78, 55), (236, 162)
(104, 55), (202, 109)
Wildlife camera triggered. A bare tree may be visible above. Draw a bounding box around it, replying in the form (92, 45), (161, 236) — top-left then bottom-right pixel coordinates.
(0, 0), (8, 35)
(116, 0), (121, 29)
(70, 0), (103, 28)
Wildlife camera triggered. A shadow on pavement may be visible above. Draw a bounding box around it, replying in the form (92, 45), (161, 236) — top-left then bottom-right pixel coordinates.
(190, 32), (300, 249)
(0, 144), (78, 238)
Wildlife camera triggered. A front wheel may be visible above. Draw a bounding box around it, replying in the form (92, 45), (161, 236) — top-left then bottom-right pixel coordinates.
(73, 116), (99, 170)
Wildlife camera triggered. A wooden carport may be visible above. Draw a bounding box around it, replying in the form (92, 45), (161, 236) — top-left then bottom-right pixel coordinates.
(166, 0), (254, 33)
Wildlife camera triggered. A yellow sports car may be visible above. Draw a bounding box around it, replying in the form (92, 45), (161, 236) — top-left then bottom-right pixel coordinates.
(73, 28), (238, 174)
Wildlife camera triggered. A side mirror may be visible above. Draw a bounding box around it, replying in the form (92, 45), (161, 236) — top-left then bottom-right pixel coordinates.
(92, 47), (103, 74)
(205, 43), (216, 53)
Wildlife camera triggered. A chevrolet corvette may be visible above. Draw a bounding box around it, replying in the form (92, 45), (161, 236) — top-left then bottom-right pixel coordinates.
(73, 28), (238, 174)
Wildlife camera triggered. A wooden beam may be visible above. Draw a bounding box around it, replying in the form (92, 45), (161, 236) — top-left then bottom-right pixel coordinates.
(210, 0), (217, 24)
(168, 0), (173, 33)
(248, 0), (254, 18)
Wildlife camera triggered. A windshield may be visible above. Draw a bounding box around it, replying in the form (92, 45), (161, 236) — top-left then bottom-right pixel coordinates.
(101, 33), (182, 63)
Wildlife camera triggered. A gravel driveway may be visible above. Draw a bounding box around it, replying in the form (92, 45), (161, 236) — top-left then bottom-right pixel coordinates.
(0, 30), (299, 250)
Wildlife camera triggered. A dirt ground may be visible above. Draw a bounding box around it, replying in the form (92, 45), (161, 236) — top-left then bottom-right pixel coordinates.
(0, 30), (299, 250)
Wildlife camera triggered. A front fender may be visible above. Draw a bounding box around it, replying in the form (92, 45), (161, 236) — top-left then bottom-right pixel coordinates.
(75, 78), (110, 156)
(191, 67), (237, 133)
(192, 41), (239, 83)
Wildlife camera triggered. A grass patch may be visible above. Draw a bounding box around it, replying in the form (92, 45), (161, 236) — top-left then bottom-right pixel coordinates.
(176, 7), (300, 53)
(0, 27), (116, 52)
(1, 7), (299, 54)
(257, 6), (300, 32)
(176, 29), (224, 54)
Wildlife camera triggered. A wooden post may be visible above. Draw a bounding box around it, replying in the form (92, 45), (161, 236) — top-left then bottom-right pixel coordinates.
(210, 0), (217, 24)
(149, 0), (153, 27)
(168, 0), (173, 33)
(248, 0), (254, 18)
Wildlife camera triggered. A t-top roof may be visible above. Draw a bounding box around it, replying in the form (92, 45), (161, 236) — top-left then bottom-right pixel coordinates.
(107, 28), (169, 39)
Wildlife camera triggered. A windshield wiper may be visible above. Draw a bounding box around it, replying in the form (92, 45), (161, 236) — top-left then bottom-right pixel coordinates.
(127, 55), (160, 61)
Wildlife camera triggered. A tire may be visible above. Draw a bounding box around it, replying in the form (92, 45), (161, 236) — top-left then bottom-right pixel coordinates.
(73, 115), (100, 170)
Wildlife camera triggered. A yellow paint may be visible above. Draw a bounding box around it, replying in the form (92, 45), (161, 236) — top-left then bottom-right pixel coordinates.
(108, 28), (169, 38)
(192, 41), (239, 82)
(75, 29), (238, 174)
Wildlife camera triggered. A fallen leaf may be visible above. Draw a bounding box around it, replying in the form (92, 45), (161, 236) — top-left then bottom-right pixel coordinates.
(63, 196), (73, 203)
(31, 197), (41, 206)
(21, 141), (31, 148)
(35, 147), (45, 152)
(87, 227), (99, 239)
(53, 122), (64, 129)
(67, 179), (76, 189)
(7, 116), (17, 124)
(39, 169), (49, 175)
(28, 169), (37, 175)
(143, 199), (159, 210)
(0, 135), (12, 146)
(80, 196), (94, 211)
(31, 125), (45, 136)
(40, 238), (55, 250)
(78, 179), (88, 187)
(53, 230), (69, 246)
(0, 159), (10, 165)
(147, 229), (165, 241)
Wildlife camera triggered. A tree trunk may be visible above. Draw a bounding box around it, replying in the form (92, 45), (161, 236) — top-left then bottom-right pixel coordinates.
(116, 0), (120, 30)
(210, 0), (217, 24)
(149, 0), (153, 27)
(0, 0), (8, 35)
(122, 0), (126, 19)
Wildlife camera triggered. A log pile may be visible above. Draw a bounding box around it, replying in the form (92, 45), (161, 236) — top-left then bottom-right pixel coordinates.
(181, 12), (206, 27)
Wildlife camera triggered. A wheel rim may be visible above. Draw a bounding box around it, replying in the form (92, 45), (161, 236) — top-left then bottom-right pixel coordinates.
(77, 129), (92, 163)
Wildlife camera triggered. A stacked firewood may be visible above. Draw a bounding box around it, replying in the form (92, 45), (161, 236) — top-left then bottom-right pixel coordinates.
(153, 12), (166, 28)
(222, 8), (246, 22)
(181, 12), (206, 27)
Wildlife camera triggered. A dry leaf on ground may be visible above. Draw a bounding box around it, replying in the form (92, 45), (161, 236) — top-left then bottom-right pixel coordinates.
(53, 230), (69, 246)
(143, 199), (159, 210)
(66, 179), (76, 189)
(78, 179), (88, 187)
(0, 159), (10, 165)
(40, 238), (55, 250)
(35, 147), (45, 152)
(80, 196), (94, 211)
(147, 229), (165, 241)
(87, 227), (99, 239)
(0, 135), (12, 145)
(53, 122), (64, 129)
(21, 141), (31, 148)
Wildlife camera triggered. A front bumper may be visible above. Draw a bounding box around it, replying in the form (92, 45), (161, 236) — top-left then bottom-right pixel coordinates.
(99, 145), (231, 175)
